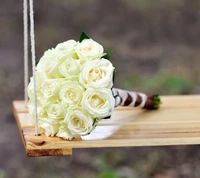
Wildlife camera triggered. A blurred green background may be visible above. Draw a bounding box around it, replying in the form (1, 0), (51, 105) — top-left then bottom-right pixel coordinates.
(1, 0), (200, 177)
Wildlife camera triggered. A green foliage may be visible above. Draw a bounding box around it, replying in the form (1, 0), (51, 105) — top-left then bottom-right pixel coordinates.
(124, 0), (183, 11)
(0, 169), (6, 178)
(163, 77), (193, 94)
(97, 170), (119, 178)
(79, 32), (90, 42)
(93, 154), (121, 178)
(153, 95), (162, 109)
(103, 50), (113, 61)
(113, 69), (116, 83)
(123, 74), (194, 95)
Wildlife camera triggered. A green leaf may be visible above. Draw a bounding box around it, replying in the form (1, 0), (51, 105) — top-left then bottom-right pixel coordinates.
(79, 32), (90, 42)
(153, 95), (162, 109)
(35, 61), (39, 66)
(103, 115), (111, 119)
(112, 69), (116, 83)
(103, 50), (113, 60)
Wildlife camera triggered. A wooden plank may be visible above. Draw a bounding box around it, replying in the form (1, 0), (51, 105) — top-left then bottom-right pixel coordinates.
(13, 100), (28, 113)
(13, 103), (73, 156)
(13, 95), (200, 157)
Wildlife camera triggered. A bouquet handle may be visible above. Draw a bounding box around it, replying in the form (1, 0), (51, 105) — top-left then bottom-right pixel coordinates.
(112, 88), (161, 109)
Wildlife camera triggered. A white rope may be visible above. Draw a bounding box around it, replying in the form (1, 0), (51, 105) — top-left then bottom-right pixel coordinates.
(29, 0), (39, 136)
(23, 0), (28, 104)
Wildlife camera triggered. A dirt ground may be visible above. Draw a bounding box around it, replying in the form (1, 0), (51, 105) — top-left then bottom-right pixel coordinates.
(0, 0), (200, 178)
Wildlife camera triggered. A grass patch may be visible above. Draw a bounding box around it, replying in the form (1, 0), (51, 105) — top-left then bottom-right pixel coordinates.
(122, 74), (194, 95)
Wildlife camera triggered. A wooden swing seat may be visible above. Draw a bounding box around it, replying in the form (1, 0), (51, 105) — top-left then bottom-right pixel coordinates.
(13, 95), (200, 157)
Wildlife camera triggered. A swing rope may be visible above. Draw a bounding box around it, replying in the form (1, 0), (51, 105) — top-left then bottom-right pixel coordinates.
(23, 0), (39, 136)
(23, 0), (28, 104)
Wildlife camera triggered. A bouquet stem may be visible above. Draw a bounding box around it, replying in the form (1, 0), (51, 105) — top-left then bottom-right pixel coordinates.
(112, 88), (161, 109)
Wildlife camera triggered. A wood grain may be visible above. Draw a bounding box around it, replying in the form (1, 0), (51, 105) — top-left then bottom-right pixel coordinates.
(13, 95), (200, 157)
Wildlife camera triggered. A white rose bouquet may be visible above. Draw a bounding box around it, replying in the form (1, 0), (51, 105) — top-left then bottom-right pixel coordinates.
(28, 32), (161, 140)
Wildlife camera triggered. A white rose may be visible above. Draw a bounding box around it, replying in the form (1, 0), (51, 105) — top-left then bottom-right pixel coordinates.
(41, 79), (61, 98)
(40, 48), (58, 61)
(59, 58), (80, 78)
(75, 39), (104, 60)
(38, 118), (60, 137)
(28, 71), (49, 101)
(82, 88), (115, 118)
(30, 71), (48, 88)
(79, 58), (114, 88)
(46, 102), (64, 120)
(64, 107), (95, 136)
(56, 125), (75, 140)
(55, 40), (77, 58)
(37, 49), (63, 78)
(27, 103), (47, 124)
(59, 81), (84, 106)
(28, 82), (42, 102)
